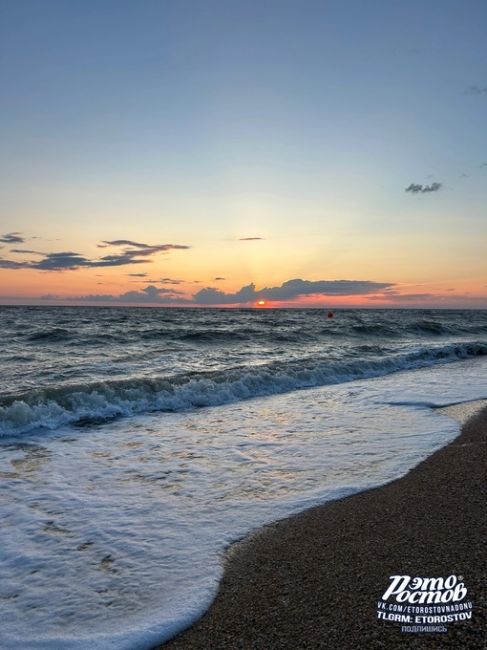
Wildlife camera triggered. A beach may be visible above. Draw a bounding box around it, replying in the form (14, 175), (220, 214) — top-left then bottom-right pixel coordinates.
(1, 307), (486, 649)
(163, 403), (486, 649)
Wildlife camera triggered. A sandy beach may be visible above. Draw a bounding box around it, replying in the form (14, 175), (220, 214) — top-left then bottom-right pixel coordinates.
(162, 404), (487, 649)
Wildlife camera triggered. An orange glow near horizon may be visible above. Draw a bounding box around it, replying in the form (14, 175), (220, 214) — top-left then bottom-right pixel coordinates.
(0, 248), (486, 309)
(0, 211), (485, 310)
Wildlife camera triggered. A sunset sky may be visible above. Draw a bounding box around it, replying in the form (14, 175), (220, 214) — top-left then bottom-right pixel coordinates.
(0, 0), (486, 307)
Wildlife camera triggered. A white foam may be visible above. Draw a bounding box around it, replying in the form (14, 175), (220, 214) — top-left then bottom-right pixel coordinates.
(437, 399), (487, 424)
(0, 357), (486, 649)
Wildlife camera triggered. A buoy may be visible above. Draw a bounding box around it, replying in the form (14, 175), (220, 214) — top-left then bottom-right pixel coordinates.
(327, 311), (334, 318)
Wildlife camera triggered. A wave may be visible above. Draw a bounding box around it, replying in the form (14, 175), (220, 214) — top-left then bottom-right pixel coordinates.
(408, 319), (447, 335)
(349, 323), (399, 337)
(27, 328), (72, 342)
(19, 315), (487, 349)
(347, 320), (487, 338)
(1, 341), (485, 436)
(178, 330), (247, 343)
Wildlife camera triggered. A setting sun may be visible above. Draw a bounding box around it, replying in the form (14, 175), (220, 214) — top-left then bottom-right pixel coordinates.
(257, 300), (266, 306)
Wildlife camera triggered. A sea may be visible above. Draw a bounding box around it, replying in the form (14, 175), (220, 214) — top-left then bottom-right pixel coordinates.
(1, 306), (486, 649)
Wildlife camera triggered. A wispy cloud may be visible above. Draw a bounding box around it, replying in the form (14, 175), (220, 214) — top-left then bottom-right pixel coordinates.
(160, 277), (184, 285)
(0, 238), (190, 271)
(214, 277), (226, 281)
(405, 182), (442, 194)
(238, 237), (264, 241)
(102, 240), (190, 256)
(103, 239), (152, 248)
(129, 277), (186, 284)
(466, 85), (487, 95)
(10, 248), (43, 255)
(0, 232), (25, 244)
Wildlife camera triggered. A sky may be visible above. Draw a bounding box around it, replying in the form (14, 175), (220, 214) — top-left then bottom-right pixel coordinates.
(0, 0), (486, 308)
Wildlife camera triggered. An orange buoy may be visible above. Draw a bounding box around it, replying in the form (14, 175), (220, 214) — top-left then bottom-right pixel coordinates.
(327, 311), (334, 318)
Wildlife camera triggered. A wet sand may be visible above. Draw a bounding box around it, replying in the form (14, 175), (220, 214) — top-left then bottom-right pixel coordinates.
(161, 404), (487, 649)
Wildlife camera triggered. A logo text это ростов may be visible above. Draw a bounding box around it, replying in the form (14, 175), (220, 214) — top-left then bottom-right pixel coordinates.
(382, 574), (467, 604)
(376, 574), (473, 633)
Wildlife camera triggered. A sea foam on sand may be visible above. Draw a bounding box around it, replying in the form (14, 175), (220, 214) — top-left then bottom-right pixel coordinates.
(0, 357), (486, 649)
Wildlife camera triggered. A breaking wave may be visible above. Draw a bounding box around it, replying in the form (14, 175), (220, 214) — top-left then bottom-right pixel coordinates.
(1, 341), (485, 436)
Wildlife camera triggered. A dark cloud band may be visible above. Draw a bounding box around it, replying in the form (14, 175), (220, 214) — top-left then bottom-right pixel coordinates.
(193, 279), (393, 304)
(0, 238), (190, 271)
(43, 278), (395, 305)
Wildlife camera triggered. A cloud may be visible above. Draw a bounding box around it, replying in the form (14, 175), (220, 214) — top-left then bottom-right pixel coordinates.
(160, 277), (184, 285)
(103, 239), (152, 248)
(214, 277), (226, 281)
(0, 238), (190, 271)
(29, 251), (150, 270)
(127, 272), (148, 277)
(193, 279), (394, 304)
(238, 237), (264, 241)
(10, 248), (43, 255)
(34, 252), (99, 270)
(39, 278), (395, 306)
(466, 85), (487, 95)
(405, 182), (442, 194)
(102, 240), (190, 256)
(60, 285), (188, 304)
(0, 259), (28, 269)
(118, 285), (184, 302)
(0, 232), (24, 243)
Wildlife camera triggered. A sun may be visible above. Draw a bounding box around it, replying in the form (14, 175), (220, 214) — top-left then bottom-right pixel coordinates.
(257, 300), (266, 307)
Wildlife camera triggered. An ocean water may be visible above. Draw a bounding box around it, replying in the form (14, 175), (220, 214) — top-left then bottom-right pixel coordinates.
(0, 307), (486, 648)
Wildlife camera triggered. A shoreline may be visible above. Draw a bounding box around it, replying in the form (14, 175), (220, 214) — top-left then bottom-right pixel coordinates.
(160, 402), (487, 649)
